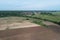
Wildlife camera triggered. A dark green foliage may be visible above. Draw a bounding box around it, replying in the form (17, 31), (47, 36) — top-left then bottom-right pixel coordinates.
(0, 11), (24, 17)
(40, 12), (52, 15)
(32, 13), (35, 15)
(26, 18), (29, 20)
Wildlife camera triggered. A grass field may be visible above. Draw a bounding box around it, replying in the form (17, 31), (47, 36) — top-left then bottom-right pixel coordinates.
(26, 13), (60, 25)
(32, 14), (60, 22)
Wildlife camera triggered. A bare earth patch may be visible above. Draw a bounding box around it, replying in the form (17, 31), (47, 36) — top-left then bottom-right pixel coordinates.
(43, 21), (60, 33)
(0, 26), (60, 40)
(0, 21), (40, 30)
(0, 17), (60, 40)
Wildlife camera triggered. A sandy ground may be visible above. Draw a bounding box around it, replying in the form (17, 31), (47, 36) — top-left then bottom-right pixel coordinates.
(0, 21), (40, 30)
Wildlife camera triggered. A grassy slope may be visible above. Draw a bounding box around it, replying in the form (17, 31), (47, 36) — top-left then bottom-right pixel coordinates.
(33, 14), (60, 22)
(30, 14), (60, 24)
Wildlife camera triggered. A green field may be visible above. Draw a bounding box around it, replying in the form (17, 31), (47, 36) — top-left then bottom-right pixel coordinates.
(32, 14), (60, 23)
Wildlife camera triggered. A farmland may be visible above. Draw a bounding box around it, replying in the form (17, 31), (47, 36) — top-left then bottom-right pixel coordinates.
(0, 11), (60, 40)
(0, 11), (60, 25)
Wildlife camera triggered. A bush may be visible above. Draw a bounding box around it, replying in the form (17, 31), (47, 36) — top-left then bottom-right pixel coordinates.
(26, 18), (29, 20)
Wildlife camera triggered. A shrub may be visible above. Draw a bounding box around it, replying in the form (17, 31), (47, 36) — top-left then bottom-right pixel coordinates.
(26, 18), (29, 20)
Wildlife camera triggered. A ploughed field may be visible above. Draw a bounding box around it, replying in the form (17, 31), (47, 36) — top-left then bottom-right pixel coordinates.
(0, 17), (60, 40)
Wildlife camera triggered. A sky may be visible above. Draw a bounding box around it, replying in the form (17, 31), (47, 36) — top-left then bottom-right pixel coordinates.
(0, 0), (60, 10)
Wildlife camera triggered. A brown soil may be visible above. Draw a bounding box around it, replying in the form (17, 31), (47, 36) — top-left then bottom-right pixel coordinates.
(43, 21), (60, 33)
(0, 26), (60, 40)
(0, 17), (60, 40)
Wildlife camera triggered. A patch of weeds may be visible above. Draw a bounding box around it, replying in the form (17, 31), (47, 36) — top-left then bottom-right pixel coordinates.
(32, 20), (43, 25)
(32, 20), (49, 28)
